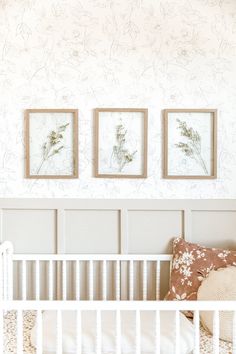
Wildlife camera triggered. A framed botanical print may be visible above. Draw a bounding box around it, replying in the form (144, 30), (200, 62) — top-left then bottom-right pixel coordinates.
(25, 109), (78, 178)
(94, 108), (148, 178)
(163, 109), (217, 179)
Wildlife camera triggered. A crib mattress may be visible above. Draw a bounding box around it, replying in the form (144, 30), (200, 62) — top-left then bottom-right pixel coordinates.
(31, 310), (194, 354)
(4, 310), (233, 354)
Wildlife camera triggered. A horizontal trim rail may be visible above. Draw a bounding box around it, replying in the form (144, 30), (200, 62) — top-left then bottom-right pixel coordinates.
(1, 198), (236, 209)
(1, 300), (236, 311)
(13, 254), (172, 261)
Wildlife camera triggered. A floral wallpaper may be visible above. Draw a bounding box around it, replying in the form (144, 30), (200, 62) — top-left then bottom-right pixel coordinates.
(0, 0), (236, 198)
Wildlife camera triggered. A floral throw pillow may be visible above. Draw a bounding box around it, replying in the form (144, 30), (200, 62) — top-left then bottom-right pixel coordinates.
(165, 237), (236, 301)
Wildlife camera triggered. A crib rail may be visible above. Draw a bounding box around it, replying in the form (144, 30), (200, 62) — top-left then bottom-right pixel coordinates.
(0, 300), (236, 354)
(12, 253), (172, 301)
(1, 242), (236, 354)
(2, 299), (236, 311)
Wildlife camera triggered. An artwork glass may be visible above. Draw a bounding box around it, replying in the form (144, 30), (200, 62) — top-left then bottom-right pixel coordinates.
(164, 109), (217, 179)
(25, 109), (78, 178)
(95, 109), (147, 178)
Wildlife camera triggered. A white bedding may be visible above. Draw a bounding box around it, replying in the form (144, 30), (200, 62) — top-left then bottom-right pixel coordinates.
(31, 310), (194, 354)
(3, 310), (233, 354)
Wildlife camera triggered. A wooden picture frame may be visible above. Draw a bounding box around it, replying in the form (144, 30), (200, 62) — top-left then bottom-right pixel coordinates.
(94, 108), (148, 178)
(163, 109), (217, 179)
(25, 109), (78, 179)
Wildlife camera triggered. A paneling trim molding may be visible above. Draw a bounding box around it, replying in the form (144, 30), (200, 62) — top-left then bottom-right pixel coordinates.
(1, 198), (236, 210)
(1, 199), (236, 255)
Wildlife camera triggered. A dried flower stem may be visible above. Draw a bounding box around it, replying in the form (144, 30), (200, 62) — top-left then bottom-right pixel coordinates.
(175, 119), (208, 175)
(36, 123), (69, 174)
(111, 123), (137, 172)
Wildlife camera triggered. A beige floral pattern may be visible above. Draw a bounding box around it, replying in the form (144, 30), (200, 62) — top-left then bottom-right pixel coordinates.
(199, 324), (232, 354)
(4, 310), (36, 353)
(166, 238), (236, 301)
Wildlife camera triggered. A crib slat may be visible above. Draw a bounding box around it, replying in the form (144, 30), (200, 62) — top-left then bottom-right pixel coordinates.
(96, 310), (102, 354)
(142, 260), (147, 300)
(175, 310), (180, 354)
(135, 309), (141, 354)
(22, 260), (27, 300)
(233, 311), (236, 354)
(8, 248), (13, 300)
(62, 260), (67, 300)
(17, 309), (23, 354)
(89, 260), (94, 301)
(129, 260), (134, 300)
(116, 310), (121, 354)
(36, 310), (43, 354)
(116, 260), (120, 301)
(102, 260), (107, 300)
(194, 310), (200, 354)
(213, 310), (219, 354)
(48, 260), (53, 300)
(155, 310), (160, 354)
(35, 260), (40, 300)
(56, 310), (63, 354)
(6, 251), (9, 300)
(156, 260), (160, 300)
(76, 260), (80, 300)
(76, 310), (82, 354)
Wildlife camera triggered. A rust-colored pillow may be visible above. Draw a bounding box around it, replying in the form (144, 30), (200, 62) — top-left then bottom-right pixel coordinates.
(166, 238), (236, 301)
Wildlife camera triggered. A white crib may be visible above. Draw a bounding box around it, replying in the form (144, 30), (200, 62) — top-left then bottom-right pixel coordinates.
(0, 241), (236, 354)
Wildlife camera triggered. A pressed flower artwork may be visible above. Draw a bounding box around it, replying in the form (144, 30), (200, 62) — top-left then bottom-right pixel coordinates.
(163, 109), (217, 179)
(94, 109), (148, 178)
(25, 109), (78, 178)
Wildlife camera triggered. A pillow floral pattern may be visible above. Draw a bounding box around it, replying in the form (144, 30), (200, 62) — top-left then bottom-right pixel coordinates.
(165, 238), (236, 301)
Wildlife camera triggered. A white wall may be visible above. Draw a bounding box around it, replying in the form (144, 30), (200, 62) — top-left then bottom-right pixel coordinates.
(0, 0), (236, 198)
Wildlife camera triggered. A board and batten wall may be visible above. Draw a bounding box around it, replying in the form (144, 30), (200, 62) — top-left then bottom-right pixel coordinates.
(1, 199), (236, 300)
(1, 199), (236, 254)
